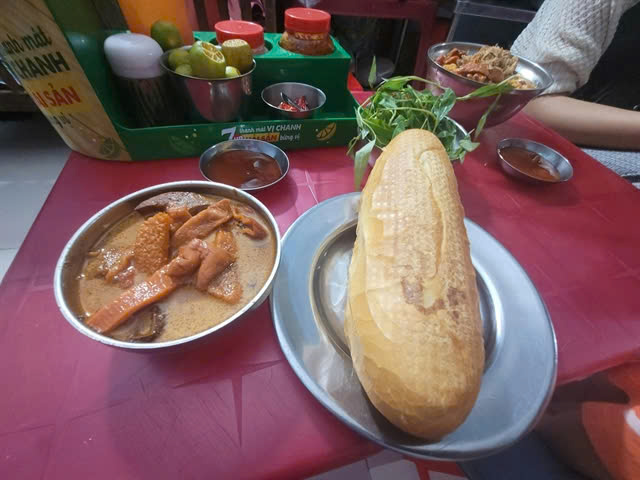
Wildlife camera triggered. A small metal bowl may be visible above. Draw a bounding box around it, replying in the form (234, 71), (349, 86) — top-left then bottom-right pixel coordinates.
(160, 46), (255, 123)
(200, 139), (290, 191)
(261, 82), (326, 119)
(427, 42), (553, 130)
(53, 181), (281, 352)
(497, 138), (573, 184)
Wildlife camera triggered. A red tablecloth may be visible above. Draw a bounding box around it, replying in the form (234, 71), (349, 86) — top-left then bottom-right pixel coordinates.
(1, 112), (640, 479)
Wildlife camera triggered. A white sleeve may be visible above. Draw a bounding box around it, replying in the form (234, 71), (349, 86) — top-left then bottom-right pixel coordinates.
(511, 0), (639, 95)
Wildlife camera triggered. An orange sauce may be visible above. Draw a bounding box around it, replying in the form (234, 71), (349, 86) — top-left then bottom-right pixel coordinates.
(205, 150), (283, 189)
(500, 146), (561, 182)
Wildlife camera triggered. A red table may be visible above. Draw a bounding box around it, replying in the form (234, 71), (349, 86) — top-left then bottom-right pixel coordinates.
(2, 113), (640, 479)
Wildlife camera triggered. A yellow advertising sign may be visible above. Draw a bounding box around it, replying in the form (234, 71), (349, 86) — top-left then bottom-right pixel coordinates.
(0, 1), (130, 161)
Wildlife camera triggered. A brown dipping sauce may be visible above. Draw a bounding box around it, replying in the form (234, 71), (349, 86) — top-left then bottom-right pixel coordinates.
(500, 146), (561, 182)
(205, 150), (283, 189)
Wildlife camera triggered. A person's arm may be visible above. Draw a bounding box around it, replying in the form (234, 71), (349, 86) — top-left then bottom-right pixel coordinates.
(523, 95), (640, 150)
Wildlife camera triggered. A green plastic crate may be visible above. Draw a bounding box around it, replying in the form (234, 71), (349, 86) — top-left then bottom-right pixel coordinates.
(49, 0), (359, 160)
(111, 32), (359, 160)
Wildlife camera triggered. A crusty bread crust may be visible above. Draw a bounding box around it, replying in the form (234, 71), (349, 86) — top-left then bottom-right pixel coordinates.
(345, 129), (484, 440)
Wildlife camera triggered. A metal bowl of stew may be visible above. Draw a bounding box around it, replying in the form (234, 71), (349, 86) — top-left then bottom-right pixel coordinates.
(261, 82), (326, 120)
(427, 42), (553, 131)
(497, 138), (573, 184)
(53, 181), (282, 352)
(199, 139), (290, 191)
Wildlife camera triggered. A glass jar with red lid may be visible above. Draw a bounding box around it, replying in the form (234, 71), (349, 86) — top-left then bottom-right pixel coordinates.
(279, 8), (335, 56)
(215, 20), (267, 55)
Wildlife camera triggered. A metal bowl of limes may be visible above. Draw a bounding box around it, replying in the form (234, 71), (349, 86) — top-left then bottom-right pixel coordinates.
(161, 42), (256, 123)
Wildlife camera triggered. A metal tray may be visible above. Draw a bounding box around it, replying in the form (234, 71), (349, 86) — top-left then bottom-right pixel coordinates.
(271, 192), (557, 460)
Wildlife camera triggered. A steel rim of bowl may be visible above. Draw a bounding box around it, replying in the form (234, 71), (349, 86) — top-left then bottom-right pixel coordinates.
(261, 82), (327, 113)
(497, 138), (573, 183)
(199, 139), (290, 191)
(160, 46), (257, 81)
(53, 180), (282, 350)
(427, 42), (553, 94)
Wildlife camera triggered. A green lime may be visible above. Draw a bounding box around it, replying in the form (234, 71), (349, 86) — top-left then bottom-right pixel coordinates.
(224, 66), (241, 78)
(175, 64), (193, 76)
(221, 39), (253, 74)
(189, 41), (226, 79)
(168, 49), (190, 69)
(150, 20), (183, 51)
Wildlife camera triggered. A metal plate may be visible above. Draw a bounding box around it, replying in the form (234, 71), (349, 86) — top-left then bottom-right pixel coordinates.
(271, 192), (557, 460)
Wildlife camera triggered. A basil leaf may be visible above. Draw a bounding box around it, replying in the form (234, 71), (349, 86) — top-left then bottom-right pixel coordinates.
(368, 56), (377, 89)
(473, 94), (501, 140)
(353, 139), (376, 190)
(459, 138), (480, 152)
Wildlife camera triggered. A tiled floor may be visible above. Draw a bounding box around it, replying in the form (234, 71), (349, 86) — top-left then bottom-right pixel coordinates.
(0, 113), (69, 283)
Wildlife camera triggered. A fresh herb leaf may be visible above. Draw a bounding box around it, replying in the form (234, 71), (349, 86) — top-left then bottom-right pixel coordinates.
(457, 76), (515, 101)
(473, 93), (501, 140)
(350, 74), (506, 189)
(368, 56), (377, 89)
(459, 138), (480, 152)
(353, 139), (376, 190)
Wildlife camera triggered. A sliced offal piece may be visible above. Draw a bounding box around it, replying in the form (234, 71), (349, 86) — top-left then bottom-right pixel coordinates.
(456, 62), (490, 78)
(135, 191), (211, 216)
(166, 207), (192, 233)
(208, 230), (242, 303)
(110, 305), (166, 342)
(214, 229), (238, 257)
(232, 207), (268, 239)
(86, 239), (205, 334)
(86, 268), (179, 334)
(84, 247), (134, 286)
(172, 199), (233, 247)
(195, 246), (234, 291)
(134, 212), (171, 274)
(208, 267), (243, 304)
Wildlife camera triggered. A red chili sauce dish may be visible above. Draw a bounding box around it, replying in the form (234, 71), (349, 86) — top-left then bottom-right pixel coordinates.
(204, 149), (283, 189)
(499, 146), (561, 182)
(277, 96), (308, 111)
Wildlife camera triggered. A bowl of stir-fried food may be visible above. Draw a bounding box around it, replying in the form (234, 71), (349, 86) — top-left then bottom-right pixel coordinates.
(427, 42), (553, 130)
(54, 181), (281, 351)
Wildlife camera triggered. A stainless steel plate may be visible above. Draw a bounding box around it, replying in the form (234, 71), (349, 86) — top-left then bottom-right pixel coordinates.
(271, 192), (557, 460)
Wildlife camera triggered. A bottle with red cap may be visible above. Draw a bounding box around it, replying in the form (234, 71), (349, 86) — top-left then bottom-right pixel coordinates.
(279, 8), (334, 56)
(215, 20), (267, 55)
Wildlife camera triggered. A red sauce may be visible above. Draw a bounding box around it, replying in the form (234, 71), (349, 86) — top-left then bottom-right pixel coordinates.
(205, 150), (283, 189)
(500, 146), (561, 182)
(277, 96), (308, 111)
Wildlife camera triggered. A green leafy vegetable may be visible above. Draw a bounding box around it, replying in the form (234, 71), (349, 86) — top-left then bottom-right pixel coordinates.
(349, 75), (515, 189)
(472, 93), (501, 140)
(368, 56), (377, 89)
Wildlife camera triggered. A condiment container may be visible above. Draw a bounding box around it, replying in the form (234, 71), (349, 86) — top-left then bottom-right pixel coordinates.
(497, 138), (573, 184)
(104, 33), (183, 127)
(215, 20), (267, 55)
(279, 8), (334, 56)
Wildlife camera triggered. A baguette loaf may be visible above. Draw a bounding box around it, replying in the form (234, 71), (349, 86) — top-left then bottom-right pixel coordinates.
(345, 129), (484, 440)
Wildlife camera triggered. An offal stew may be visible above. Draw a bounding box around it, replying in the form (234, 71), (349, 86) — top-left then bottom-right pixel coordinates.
(74, 191), (276, 343)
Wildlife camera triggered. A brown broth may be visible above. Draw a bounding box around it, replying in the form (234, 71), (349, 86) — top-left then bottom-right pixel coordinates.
(500, 146), (561, 182)
(76, 194), (276, 342)
(205, 150), (282, 189)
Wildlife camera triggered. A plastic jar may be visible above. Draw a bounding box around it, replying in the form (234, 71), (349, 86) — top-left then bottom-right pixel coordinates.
(279, 8), (334, 56)
(215, 20), (267, 55)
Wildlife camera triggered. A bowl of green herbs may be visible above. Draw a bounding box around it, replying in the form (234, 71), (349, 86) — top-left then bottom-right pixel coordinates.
(348, 75), (516, 188)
